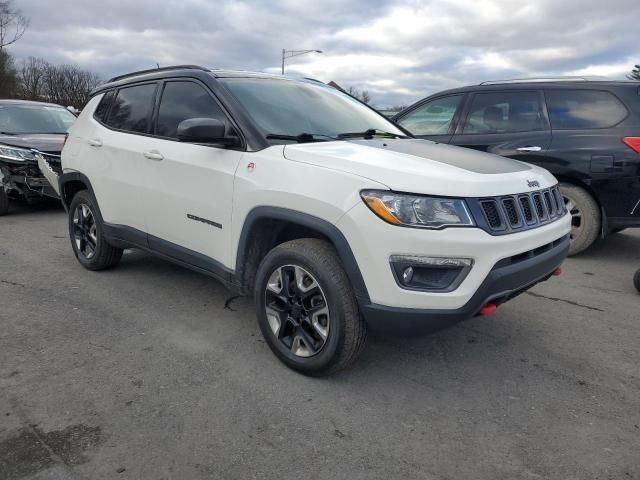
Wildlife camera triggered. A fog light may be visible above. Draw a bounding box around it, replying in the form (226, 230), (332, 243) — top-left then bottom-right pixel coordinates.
(390, 255), (473, 292)
(402, 267), (414, 284)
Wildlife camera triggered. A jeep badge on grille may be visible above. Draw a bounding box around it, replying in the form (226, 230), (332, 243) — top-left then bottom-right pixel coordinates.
(527, 180), (540, 188)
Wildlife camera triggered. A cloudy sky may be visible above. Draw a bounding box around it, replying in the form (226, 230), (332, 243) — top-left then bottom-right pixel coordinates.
(7, 0), (640, 107)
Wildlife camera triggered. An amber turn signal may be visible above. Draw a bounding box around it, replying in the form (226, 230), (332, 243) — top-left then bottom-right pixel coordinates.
(362, 195), (401, 225)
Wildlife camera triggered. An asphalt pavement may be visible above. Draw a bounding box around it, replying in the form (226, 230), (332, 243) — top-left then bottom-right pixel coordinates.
(1, 201), (639, 480)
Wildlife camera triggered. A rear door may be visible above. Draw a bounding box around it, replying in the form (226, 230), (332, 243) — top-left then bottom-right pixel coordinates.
(544, 87), (640, 220)
(450, 90), (553, 165)
(395, 94), (465, 143)
(91, 82), (159, 234)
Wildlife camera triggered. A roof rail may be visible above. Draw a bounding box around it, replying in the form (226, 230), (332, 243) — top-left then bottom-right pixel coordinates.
(107, 65), (210, 83)
(479, 76), (610, 85)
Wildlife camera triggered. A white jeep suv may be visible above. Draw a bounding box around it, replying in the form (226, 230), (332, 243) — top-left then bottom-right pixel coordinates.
(58, 66), (571, 375)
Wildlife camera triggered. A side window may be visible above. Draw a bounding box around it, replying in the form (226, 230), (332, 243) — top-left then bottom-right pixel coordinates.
(546, 89), (628, 129)
(106, 83), (157, 134)
(94, 90), (114, 123)
(156, 81), (226, 139)
(398, 95), (462, 135)
(462, 91), (544, 134)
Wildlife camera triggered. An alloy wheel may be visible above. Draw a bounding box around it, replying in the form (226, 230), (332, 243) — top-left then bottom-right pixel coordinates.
(563, 194), (582, 241)
(264, 265), (330, 357)
(72, 203), (98, 259)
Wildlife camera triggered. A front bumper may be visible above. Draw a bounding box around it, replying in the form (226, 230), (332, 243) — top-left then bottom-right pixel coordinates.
(360, 234), (569, 335)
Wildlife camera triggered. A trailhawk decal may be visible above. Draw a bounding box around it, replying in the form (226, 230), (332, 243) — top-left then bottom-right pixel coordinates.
(187, 214), (222, 229)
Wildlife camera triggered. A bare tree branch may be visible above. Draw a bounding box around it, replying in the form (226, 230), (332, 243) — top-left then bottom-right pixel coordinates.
(346, 86), (373, 105)
(0, 1), (30, 50)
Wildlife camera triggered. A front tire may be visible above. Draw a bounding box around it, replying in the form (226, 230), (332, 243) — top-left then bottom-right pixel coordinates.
(0, 188), (8, 216)
(68, 190), (123, 270)
(254, 239), (366, 376)
(634, 269), (640, 294)
(559, 183), (600, 256)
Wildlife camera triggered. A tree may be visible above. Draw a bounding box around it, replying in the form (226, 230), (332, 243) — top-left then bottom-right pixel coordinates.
(628, 64), (640, 81)
(42, 63), (102, 108)
(0, 48), (17, 97)
(17, 56), (47, 100)
(15, 57), (101, 108)
(347, 86), (372, 105)
(0, 1), (29, 50)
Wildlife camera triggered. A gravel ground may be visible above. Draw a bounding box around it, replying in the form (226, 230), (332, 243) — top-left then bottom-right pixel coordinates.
(1, 201), (639, 480)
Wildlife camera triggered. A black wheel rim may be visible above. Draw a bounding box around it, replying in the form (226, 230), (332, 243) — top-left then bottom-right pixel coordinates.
(264, 265), (330, 358)
(72, 203), (97, 259)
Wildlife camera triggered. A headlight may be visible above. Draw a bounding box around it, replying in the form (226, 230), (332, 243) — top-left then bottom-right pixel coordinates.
(0, 144), (36, 163)
(361, 190), (474, 229)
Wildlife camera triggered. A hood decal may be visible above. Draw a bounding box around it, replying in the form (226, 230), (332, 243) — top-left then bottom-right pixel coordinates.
(348, 139), (531, 174)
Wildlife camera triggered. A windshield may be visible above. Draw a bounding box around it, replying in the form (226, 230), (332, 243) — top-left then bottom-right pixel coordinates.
(0, 104), (76, 135)
(219, 77), (405, 141)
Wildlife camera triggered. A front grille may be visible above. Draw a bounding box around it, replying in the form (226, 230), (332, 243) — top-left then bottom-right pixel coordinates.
(480, 200), (503, 229)
(472, 186), (566, 235)
(502, 198), (521, 227)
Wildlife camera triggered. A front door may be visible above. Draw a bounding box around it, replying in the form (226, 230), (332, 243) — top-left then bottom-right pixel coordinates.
(142, 79), (244, 271)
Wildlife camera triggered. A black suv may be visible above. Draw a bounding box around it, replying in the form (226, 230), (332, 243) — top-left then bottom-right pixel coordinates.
(394, 78), (640, 255)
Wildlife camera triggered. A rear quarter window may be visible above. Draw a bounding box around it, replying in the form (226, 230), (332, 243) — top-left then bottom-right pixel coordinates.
(93, 90), (114, 123)
(545, 89), (628, 129)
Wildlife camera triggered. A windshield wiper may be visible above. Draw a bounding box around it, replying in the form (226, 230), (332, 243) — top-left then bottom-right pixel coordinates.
(337, 128), (407, 139)
(0, 132), (16, 135)
(265, 133), (337, 143)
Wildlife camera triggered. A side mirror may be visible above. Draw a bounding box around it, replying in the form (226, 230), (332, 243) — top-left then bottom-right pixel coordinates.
(176, 118), (239, 146)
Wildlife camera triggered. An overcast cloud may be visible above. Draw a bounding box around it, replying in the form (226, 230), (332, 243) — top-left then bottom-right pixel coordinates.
(7, 0), (640, 107)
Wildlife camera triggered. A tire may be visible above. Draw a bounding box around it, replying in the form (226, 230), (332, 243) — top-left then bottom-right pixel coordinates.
(254, 238), (367, 376)
(559, 183), (600, 256)
(68, 190), (123, 270)
(0, 188), (8, 216)
(634, 269), (640, 294)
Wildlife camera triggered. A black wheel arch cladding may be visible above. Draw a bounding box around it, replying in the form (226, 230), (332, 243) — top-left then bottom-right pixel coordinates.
(236, 206), (370, 302)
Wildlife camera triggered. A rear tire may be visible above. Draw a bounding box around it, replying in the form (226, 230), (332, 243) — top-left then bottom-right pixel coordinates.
(559, 183), (600, 256)
(68, 190), (123, 270)
(0, 189), (8, 216)
(254, 238), (367, 376)
(634, 269), (640, 294)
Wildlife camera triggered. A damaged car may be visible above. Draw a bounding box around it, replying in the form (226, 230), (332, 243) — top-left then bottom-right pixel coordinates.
(0, 99), (76, 215)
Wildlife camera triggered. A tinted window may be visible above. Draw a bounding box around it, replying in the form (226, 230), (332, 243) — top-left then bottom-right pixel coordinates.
(546, 89), (627, 129)
(106, 83), (157, 133)
(463, 91), (544, 134)
(94, 90), (114, 123)
(156, 81), (226, 138)
(398, 95), (462, 135)
(219, 78), (404, 139)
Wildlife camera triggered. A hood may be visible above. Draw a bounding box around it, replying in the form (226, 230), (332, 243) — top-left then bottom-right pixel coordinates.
(0, 133), (65, 154)
(283, 138), (557, 197)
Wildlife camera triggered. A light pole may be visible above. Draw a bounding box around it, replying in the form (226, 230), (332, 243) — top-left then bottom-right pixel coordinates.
(281, 49), (323, 75)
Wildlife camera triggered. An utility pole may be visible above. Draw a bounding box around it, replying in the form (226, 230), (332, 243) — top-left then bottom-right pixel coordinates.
(281, 49), (323, 75)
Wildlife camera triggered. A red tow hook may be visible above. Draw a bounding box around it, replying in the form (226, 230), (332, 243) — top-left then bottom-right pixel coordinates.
(552, 266), (562, 276)
(479, 303), (497, 316)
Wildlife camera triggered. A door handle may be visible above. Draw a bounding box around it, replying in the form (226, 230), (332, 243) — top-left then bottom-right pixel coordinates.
(516, 146), (542, 152)
(88, 138), (102, 147)
(143, 150), (164, 161)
